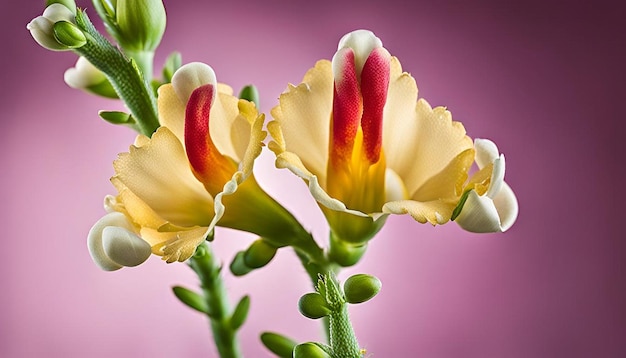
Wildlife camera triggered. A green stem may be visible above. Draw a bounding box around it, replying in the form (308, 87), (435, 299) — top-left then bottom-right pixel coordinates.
(74, 10), (159, 136)
(124, 49), (155, 84)
(190, 243), (244, 358)
(320, 275), (362, 358)
(328, 305), (362, 358)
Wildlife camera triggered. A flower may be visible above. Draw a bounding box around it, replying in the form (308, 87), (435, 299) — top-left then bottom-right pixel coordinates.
(453, 138), (519, 232)
(27, 3), (84, 51)
(270, 29), (477, 243)
(89, 62), (301, 266)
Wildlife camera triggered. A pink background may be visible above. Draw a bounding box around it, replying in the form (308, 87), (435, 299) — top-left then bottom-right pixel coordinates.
(3, 0), (624, 357)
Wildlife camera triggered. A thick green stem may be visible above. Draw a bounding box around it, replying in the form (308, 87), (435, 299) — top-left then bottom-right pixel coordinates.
(328, 305), (362, 358)
(74, 10), (159, 136)
(124, 49), (155, 84)
(190, 243), (244, 358)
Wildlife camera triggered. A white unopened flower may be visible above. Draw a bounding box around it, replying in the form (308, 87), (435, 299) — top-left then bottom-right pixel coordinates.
(64, 57), (117, 98)
(455, 139), (519, 232)
(27, 3), (81, 51)
(87, 212), (152, 271)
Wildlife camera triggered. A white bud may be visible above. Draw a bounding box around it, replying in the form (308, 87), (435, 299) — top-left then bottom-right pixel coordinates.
(87, 212), (151, 271)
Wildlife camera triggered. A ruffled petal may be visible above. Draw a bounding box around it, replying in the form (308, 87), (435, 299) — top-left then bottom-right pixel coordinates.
(274, 151), (367, 217)
(141, 226), (208, 263)
(270, 60), (333, 183)
(383, 199), (455, 225)
(382, 58), (473, 198)
(112, 127), (214, 228)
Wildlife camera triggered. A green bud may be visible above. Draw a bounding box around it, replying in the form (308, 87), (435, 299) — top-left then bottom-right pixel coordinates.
(52, 20), (86, 48)
(298, 292), (330, 319)
(116, 0), (166, 51)
(162, 51), (182, 83)
(244, 239), (277, 269)
(238, 85), (260, 109)
(293, 343), (332, 358)
(229, 251), (253, 276)
(46, 0), (76, 15)
(260, 332), (297, 358)
(172, 286), (208, 314)
(343, 274), (382, 304)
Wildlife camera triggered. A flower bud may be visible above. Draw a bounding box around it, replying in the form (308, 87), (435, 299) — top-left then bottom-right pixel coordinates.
(27, 3), (79, 51)
(260, 332), (298, 358)
(343, 273), (382, 304)
(229, 251), (254, 276)
(64, 57), (118, 98)
(115, 0), (166, 52)
(293, 343), (331, 358)
(87, 212), (152, 271)
(298, 292), (330, 319)
(238, 84), (260, 108)
(243, 239), (277, 269)
(45, 0), (76, 15)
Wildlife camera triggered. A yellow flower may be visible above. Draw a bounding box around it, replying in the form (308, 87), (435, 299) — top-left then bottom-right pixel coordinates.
(269, 30), (478, 243)
(89, 62), (300, 268)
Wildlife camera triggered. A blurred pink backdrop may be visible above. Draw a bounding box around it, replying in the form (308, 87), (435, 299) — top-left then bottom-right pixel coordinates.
(2, 0), (624, 357)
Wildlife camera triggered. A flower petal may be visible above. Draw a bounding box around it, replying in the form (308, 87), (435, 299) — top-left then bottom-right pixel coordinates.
(270, 60), (333, 183)
(141, 226), (208, 263)
(102, 226), (151, 267)
(383, 199), (455, 225)
(336, 30), (383, 78)
(382, 58), (473, 198)
(87, 212), (144, 271)
(274, 151), (367, 217)
(112, 127), (214, 228)
(474, 138), (500, 169)
(493, 182), (518, 232)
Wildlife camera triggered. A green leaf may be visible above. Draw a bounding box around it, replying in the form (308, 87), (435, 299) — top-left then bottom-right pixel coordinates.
(172, 286), (208, 315)
(229, 295), (250, 330)
(260, 332), (297, 358)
